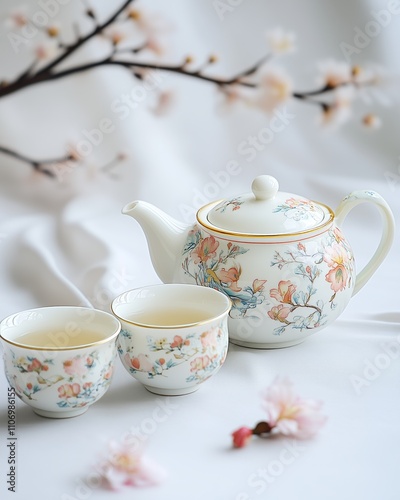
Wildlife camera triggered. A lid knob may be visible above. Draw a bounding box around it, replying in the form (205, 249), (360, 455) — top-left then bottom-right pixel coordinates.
(251, 175), (279, 201)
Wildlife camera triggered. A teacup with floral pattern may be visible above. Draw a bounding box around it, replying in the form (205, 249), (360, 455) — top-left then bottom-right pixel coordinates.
(0, 306), (121, 418)
(112, 284), (231, 396)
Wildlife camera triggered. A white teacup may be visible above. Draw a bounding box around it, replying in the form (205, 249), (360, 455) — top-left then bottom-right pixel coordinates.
(112, 284), (231, 396)
(0, 306), (121, 418)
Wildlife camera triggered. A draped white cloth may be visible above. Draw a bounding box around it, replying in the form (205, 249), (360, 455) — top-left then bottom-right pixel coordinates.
(0, 1), (399, 499)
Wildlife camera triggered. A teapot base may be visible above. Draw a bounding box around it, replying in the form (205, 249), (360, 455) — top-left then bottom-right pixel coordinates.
(229, 338), (305, 349)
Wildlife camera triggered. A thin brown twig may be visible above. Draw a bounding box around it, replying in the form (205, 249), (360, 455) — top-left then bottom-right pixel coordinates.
(0, 145), (128, 179)
(228, 54), (271, 83)
(0, 57), (260, 100)
(81, 0), (99, 25)
(0, 146), (74, 177)
(0, 47), (365, 104)
(34, 0), (135, 76)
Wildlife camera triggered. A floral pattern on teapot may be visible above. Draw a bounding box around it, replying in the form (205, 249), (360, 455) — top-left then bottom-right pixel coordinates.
(273, 197), (323, 222)
(182, 227), (267, 318)
(267, 226), (354, 334)
(215, 197), (244, 213)
(181, 226), (355, 337)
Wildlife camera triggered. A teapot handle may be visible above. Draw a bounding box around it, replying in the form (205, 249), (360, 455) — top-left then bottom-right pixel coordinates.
(335, 190), (395, 296)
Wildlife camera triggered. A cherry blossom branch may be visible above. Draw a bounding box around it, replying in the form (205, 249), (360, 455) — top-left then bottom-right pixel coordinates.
(35, 0), (134, 76)
(0, 2), (384, 175)
(0, 50), (368, 102)
(0, 145), (73, 177)
(0, 57), (260, 100)
(0, 145), (125, 179)
(1, 2), (378, 104)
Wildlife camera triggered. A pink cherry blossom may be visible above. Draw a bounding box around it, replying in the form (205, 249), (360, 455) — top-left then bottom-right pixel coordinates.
(332, 226), (346, 243)
(217, 86), (249, 112)
(190, 355), (211, 372)
(270, 280), (296, 304)
(325, 265), (348, 292)
(323, 243), (349, 268)
(103, 25), (129, 46)
(5, 7), (29, 28)
(200, 327), (220, 350)
(362, 113), (382, 129)
(262, 377), (327, 439)
(253, 279), (267, 293)
(126, 7), (171, 37)
(268, 304), (292, 323)
(58, 383), (81, 399)
(318, 59), (352, 88)
(255, 66), (293, 113)
(191, 235), (219, 264)
(216, 266), (242, 292)
(146, 36), (165, 56)
(320, 86), (354, 129)
(26, 358), (46, 373)
(130, 353), (154, 373)
(63, 356), (88, 377)
(266, 28), (296, 55)
(232, 427), (253, 448)
(99, 440), (166, 491)
(126, 6), (171, 56)
(170, 335), (184, 349)
(35, 41), (58, 61)
(151, 90), (175, 116)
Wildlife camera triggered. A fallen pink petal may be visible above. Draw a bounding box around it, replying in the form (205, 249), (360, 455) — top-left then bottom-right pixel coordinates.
(98, 440), (167, 491)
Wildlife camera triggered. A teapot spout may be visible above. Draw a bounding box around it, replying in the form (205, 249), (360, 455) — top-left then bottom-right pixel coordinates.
(122, 201), (190, 284)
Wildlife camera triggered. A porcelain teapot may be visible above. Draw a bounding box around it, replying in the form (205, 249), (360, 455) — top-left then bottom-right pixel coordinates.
(123, 175), (395, 348)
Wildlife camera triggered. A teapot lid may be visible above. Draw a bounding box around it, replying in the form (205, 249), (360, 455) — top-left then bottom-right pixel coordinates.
(203, 175), (333, 236)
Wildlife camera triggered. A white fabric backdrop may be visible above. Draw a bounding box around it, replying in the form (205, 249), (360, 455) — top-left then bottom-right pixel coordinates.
(0, 1), (399, 499)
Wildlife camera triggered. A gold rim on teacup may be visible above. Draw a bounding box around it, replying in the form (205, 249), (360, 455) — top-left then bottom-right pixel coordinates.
(111, 284), (232, 329)
(0, 306), (121, 351)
